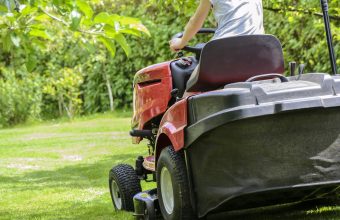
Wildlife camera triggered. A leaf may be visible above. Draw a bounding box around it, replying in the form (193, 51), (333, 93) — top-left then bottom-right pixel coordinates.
(5, 12), (16, 22)
(76, 0), (93, 19)
(114, 33), (131, 57)
(120, 28), (141, 37)
(31, 38), (46, 50)
(26, 54), (37, 72)
(34, 14), (51, 22)
(28, 0), (36, 7)
(94, 12), (116, 27)
(129, 23), (150, 37)
(20, 5), (37, 16)
(10, 33), (20, 47)
(3, 32), (12, 52)
(98, 36), (116, 57)
(119, 16), (141, 25)
(0, 5), (8, 12)
(115, 16), (151, 37)
(103, 24), (116, 37)
(94, 12), (110, 23)
(29, 23), (46, 30)
(81, 41), (96, 53)
(81, 17), (93, 26)
(29, 29), (51, 39)
(70, 10), (82, 31)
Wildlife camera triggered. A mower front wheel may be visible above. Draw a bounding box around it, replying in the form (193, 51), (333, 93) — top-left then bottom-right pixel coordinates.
(157, 146), (196, 220)
(109, 164), (142, 212)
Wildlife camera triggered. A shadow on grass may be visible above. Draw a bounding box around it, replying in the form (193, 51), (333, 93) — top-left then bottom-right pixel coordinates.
(10, 153), (137, 190)
(0, 153), (137, 219)
(208, 199), (340, 220)
(1, 153), (340, 220)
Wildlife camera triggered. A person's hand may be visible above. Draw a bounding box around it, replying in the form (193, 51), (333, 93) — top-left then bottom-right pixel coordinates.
(169, 38), (186, 52)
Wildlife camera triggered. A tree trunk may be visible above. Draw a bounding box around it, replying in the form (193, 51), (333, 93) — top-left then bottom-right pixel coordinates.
(103, 53), (114, 112)
(58, 94), (63, 116)
(106, 75), (114, 112)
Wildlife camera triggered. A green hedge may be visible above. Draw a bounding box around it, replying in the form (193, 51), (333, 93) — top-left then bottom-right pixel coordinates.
(93, 0), (339, 110)
(0, 0), (338, 126)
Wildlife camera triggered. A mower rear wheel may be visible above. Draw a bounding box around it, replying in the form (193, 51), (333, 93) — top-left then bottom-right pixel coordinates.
(157, 146), (196, 220)
(109, 164), (142, 212)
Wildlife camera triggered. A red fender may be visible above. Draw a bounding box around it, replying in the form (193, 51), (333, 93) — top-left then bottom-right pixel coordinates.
(156, 99), (188, 160)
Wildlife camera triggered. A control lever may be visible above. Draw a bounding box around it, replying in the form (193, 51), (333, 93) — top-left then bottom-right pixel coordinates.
(298, 64), (306, 76)
(176, 51), (184, 58)
(289, 62), (297, 76)
(296, 64), (306, 80)
(175, 57), (192, 68)
(171, 88), (179, 98)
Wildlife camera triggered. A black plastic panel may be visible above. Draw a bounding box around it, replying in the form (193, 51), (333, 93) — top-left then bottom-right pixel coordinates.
(186, 73), (340, 146)
(170, 57), (198, 98)
(185, 73), (340, 217)
(186, 108), (340, 217)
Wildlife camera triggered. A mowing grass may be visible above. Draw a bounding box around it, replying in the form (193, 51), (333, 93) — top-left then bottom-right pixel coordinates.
(0, 113), (154, 220)
(0, 113), (339, 220)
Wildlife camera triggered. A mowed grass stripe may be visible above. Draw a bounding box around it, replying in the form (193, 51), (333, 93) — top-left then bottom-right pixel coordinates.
(0, 113), (147, 220)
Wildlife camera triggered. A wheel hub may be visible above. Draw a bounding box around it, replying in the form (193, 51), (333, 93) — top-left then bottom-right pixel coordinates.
(160, 166), (174, 214)
(111, 180), (122, 210)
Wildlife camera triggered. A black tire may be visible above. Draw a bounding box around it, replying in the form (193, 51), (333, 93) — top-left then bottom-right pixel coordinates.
(109, 164), (142, 212)
(157, 146), (196, 220)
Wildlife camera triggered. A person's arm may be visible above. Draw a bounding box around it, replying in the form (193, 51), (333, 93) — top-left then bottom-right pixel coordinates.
(170, 0), (211, 52)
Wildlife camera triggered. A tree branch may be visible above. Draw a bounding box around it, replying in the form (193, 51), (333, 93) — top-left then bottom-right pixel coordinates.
(13, 0), (20, 12)
(38, 6), (105, 37)
(38, 6), (69, 26)
(264, 7), (340, 21)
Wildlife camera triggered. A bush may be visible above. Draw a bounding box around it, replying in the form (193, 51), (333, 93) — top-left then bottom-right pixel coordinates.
(0, 0), (338, 126)
(0, 67), (42, 127)
(89, 0), (339, 111)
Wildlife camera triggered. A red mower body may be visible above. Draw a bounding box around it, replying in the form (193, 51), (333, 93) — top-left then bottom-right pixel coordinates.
(156, 98), (188, 152)
(131, 62), (193, 157)
(131, 61), (173, 144)
(125, 35), (340, 219)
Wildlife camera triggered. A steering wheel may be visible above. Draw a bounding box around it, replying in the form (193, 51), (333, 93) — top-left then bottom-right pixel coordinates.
(172, 28), (216, 57)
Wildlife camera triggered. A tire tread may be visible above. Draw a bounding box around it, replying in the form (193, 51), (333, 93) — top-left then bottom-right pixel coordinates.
(109, 164), (142, 212)
(158, 146), (196, 220)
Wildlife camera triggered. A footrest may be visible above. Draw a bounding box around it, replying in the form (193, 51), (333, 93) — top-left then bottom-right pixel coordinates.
(143, 156), (155, 172)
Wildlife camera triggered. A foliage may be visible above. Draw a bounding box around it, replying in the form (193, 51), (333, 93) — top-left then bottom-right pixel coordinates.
(265, 8), (339, 73)
(81, 0), (214, 112)
(0, 0), (149, 60)
(149, 0), (339, 74)
(89, 0), (339, 112)
(0, 66), (41, 127)
(43, 67), (83, 119)
(0, 0), (149, 125)
(0, 0), (339, 126)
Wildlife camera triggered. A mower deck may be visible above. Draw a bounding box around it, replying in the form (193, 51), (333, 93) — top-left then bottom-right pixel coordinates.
(183, 73), (340, 217)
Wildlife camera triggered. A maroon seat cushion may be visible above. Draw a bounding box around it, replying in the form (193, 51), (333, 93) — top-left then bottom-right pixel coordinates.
(186, 35), (285, 92)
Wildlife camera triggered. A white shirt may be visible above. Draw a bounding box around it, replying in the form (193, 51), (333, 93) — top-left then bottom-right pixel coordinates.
(210, 0), (265, 39)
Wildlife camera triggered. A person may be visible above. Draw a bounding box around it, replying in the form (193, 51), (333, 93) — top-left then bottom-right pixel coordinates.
(169, 0), (265, 52)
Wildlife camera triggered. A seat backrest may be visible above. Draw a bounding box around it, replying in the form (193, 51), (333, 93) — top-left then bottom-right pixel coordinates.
(186, 35), (285, 92)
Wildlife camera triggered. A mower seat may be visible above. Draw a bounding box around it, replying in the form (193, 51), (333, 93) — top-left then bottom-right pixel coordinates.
(170, 57), (199, 97)
(186, 35), (285, 92)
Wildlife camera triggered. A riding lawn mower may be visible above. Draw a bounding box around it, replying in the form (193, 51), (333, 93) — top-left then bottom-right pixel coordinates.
(109, 1), (339, 219)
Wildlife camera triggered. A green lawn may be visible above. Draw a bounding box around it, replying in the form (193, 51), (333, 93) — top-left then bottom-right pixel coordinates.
(0, 113), (339, 220)
(0, 113), (154, 220)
